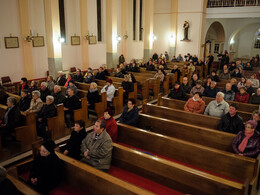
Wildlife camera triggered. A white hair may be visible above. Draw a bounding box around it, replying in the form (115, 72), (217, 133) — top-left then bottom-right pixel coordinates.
(41, 82), (47, 87)
(32, 90), (41, 97)
(58, 71), (63, 74)
(54, 85), (61, 91)
(46, 95), (54, 103)
(217, 92), (224, 98)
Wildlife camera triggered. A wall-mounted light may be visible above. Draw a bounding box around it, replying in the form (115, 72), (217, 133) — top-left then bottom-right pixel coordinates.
(116, 35), (121, 43)
(230, 38), (235, 44)
(24, 30), (33, 42)
(149, 34), (157, 42)
(123, 34), (128, 39)
(58, 36), (65, 43)
(169, 34), (176, 44)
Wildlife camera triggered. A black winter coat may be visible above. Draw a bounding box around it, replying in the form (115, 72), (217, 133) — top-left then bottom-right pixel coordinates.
(218, 113), (244, 134)
(65, 129), (87, 160)
(121, 81), (134, 93)
(64, 95), (81, 114)
(40, 88), (51, 103)
(1, 105), (22, 133)
(119, 106), (139, 126)
(73, 74), (84, 82)
(36, 103), (57, 123)
(19, 96), (32, 111)
(56, 75), (67, 86)
(52, 91), (66, 105)
(168, 87), (186, 100)
(0, 178), (23, 195)
(96, 72), (106, 80)
(87, 90), (100, 110)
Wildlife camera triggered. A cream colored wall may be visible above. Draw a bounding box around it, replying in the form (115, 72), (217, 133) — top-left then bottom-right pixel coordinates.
(0, 0), (24, 82)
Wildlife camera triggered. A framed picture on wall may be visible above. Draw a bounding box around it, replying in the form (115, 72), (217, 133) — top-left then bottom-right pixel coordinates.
(4, 37), (19, 49)
(89, 36), (97, 45)
(71, 36), (80, 45)
(32, 36), (45, 47)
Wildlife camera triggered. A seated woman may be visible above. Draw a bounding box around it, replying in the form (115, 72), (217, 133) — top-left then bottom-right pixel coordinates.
(182, 64), (189, 77)
(0, 89), (9, 105)
(231, 68), (242, 78)
(154, 69), (165, 83)
(190, 80), (205, 95)
(0, 166), (23, 195)
(0, 97), (21, 146)
(210, 70), (220, 82)
(230, 78), (238, 93)
(47, 75), (55, 92)
(64, 73), (72, 87)
(235, 87), (249, 103)
(19, 77), (29, 95)
(29, 140), (62, 194)
(203, 76), (212, 88)
(249, 88), (260, 105)
(19, 89), (31, 111)
(219, 69), (231, 80)
(101, 79), (115, 108)
(237, 76), (247, 90)
(26, 90), (43, 114)
(64, 88), (81, 128)
(87, 82), (100, 111)
(99, 108), (118, 142)
(83, 70), (95, 83)
(249, 74), (259, 88)
(171, 65), (181, 81)
(232, 120), (260, 158)
(121, 75), (134, 104)
(73, 68), (84, 82)
(243, 62), (253, 71)
(119, 98), (139, 127)
(168, 81), (186, 100)
(95, 67), (106, 80)
(65, 80), (77, 95)
(184, 92), (205, 114)
(63, 120), (87, 160)
(114, 68), (124, 78)
(28, 80), (38, 97)
(36, 96), (57, 140)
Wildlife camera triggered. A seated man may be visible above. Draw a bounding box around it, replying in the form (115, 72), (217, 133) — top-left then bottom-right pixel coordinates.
(40, 82), (51, 103)
(18, 89), (31, 111)
(0, 97), (21, 146)
(119, 98), (139, 127)
(222, 83), (235, 101)
(36, 96), (57, 139)
(0, 166), (23, 195)
(81, 119), (113, 172)
(63, 120), (87, 160)
(184, 92), (205, 114)
(52, 85), (66, 105)
(64, 88), (81, 128)
(101, 79), (115, 108)
(190, 80), (204, 95)
(204, 92), (229, 118)
(203, 81), (219, 98)
(99, 108), (118, 142)
(55, 71), (67, 86)
(168, 82), (186, 100)
(249, 88), (260, 105)
(29, 140), (62, 194)
(245, 80), (255, 96)
(218, 103), (244, 134)
(95, 67), (106, 80)
(181, 77), (191, 94)
(73, 68), (84, 82)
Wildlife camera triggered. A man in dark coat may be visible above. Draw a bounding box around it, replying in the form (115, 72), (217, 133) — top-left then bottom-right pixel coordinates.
(55, 71), (67, 86)
(0, 166), (23, 195)
(36, 96), (57, 139)
(95, 67), (106, 80)
(119, 98), (139, 127)
(19, 89), (31, 111)
(52, 85), (66, 105)
(40, 82), (51, 102)
(121, 75), (134, 104)
(29, 140), (62, 194)
(246, 80), (255, 96)
(171, 65), (181, 82)
(218, 103), (244, 134)
(63, 120), (87, 160)
(181, 77), (191, 94)
(168, 82), (186, 100)
(73, 68), (84, 82)
(203, 81), (219, 98)
(0, 97), (21, 146)
(64, 88), (81, 127)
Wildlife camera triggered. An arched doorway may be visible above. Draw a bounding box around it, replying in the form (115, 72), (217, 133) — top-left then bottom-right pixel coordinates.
(205, 21), (225, 59)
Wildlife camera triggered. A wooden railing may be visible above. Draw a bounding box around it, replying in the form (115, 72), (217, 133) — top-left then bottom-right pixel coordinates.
(207, 0), (259, 7)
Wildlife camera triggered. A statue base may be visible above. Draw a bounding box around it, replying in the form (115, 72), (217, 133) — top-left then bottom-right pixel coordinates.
(180, 39), (191, 42)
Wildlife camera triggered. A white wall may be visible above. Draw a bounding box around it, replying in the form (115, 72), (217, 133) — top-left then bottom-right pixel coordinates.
(176, 0), (205, 57)
(0, 0), (24, 82)
(153, 0), (172, 55)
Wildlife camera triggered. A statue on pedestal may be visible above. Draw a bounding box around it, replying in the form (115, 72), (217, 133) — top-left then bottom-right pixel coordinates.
(183, 21), (189, 40)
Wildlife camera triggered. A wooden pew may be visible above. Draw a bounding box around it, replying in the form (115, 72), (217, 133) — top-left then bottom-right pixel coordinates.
(142, 103), (220, 130)
(186, 93), (259, 113)
(47, 104), (66, 140)
(137, 113), (235, 152)
(7, 174), (40, 195)
(0, 104), (37, 150)
(75, 82), (123, 114)
(6, 92), (21, 103)
(112, 143), (248, 195)
(74, 97), (88, 125)
(117, 123), (259, 195)
(158, 95), (252, 122)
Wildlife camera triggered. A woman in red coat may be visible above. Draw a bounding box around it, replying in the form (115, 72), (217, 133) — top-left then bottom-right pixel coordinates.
(99, 108), (118, 142)
(235, 87), (249, 103)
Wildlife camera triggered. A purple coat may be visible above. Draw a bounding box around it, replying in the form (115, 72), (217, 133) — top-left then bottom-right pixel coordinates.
(232, 131), (260, 158)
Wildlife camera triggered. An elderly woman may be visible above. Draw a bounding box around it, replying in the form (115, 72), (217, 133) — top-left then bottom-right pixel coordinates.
(83, 71), (95, 83)
(184, 92), (205, 114)
(47, 75), (55, 92)
(36, 96), (57, 139)
(121, 74), (134, 104)
(101, 79), (115, 108)
(26, 90), (43, 114)
(0, 97), (21, 146)
(28, 80), (38, 97)
(40, 82), (51, 102)
(87, 82), (100, 111)
(232, 120), (260, 158)
(29, 140), (62, 194)
(154, 69), (165, 83)
(235, 87), (249, 103)
(230, 78), (238, 93)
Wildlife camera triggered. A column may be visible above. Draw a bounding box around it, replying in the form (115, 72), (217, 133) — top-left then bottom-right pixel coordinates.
(170, 0), (178, 58)
(143, 0), (154, 61)
(44, 0), (62, 78)
(18, 0), (35, 79)
(80, 0), (89, 70)
(106, 0), (118, 69)
(121, 0), (127, 58)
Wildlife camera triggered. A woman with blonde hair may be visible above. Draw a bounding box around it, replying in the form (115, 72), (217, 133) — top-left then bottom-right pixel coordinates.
(121, 75), (134, 104)
(26, 90), (43, 113)
(87, 82), (100, 110)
